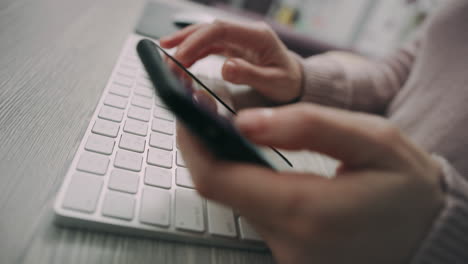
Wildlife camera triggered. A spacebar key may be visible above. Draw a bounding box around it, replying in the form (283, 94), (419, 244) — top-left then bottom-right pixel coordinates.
(175, 189), (205, 232)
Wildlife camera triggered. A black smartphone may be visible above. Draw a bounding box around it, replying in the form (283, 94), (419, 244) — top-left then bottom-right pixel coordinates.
(136, 39), (293, 170)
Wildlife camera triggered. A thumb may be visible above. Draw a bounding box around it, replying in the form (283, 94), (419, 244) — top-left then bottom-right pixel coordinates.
(222, 58), (284, 95)
(234, 104), (402, 169)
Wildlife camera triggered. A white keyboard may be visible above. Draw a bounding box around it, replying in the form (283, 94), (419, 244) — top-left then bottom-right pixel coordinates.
(54, 34), (265, 250)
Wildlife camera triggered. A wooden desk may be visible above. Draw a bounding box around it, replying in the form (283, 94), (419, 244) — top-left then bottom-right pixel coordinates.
(0, 0), (334, 263)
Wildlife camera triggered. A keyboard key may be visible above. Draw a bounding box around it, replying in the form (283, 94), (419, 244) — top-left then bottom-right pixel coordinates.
(117, 70), (137, 80)
(101, 191), (135, 220)
(104, 94), (128, 109)
(145, 166), (172, 189)
(92, 119), (120, 138)
(207, 201), (237, 238)
(238, 217), (262, 241)
(175, 189), (205, 232)
(108, 169), (139, 194)
(134, 85), (153, 98)
(124, 54), (139, 63)
(154, 96), (168, 109)
(117, 65), (137, 78)
(123, 119), (148, 136)
(131, 95), (153, 109)
(139, 72), (150, 80)
(114, 75), (134, 87)
(147, 148), (173, 169)
(137, 78), (154, 88)
(85, 134), (115, 155)
(149, 132), (173, 151)
(109, 83), (131, 97)
(152, 118), (174, 135)
(128, 106), (150, 122)
(76, 151), (109, 175)
(62, 172), (103, 213)
(122, 59), (138, 68)
(139, 187), (171, 227)
(176, 167), (194, 188)
(121, 59), (138, 68)
(98, 105), (124, 123)
(176, 151), (186, 167)
(114, 149), (142, 172)
(119, 133), (145, 153)
(153, 106), (174, 122)
(122, 57), (140, 68)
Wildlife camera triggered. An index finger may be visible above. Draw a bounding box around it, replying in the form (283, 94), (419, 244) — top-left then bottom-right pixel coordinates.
(160, 23), (205, 49)
(174, 20), (273, 65)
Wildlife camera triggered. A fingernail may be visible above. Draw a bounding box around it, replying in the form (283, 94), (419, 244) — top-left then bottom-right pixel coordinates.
(235, 108), (273, 135)
(222, 60), (237, 80)
(225, 59), (236, 69)
(193, 90), (217, 112)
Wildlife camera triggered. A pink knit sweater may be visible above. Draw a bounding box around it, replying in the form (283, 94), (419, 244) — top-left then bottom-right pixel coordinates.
(299, 0), (468, 262)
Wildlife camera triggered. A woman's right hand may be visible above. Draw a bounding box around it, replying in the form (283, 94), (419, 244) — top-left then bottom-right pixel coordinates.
(160, 20), (303, 104)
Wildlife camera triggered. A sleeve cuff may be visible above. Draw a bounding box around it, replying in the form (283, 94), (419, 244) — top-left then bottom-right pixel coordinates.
(297, 54), (352, 109)
(410, 155), (468, 263)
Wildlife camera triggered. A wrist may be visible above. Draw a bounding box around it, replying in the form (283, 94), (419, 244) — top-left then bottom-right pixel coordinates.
(286, 51), (305, 104)
(296, 53), (352, 108)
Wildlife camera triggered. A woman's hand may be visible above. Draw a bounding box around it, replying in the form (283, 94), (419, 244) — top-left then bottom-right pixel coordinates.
(160, 20), (303, 104)
(177, 103), (445, 264)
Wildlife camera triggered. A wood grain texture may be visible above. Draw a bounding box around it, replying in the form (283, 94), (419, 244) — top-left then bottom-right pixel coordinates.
(0, 0), (335, 263)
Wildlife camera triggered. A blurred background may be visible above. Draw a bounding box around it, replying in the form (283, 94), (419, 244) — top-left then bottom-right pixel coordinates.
(185, 0), (441, 57)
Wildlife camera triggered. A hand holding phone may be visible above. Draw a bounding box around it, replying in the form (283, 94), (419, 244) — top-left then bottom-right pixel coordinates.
(136, 39), (292, 170)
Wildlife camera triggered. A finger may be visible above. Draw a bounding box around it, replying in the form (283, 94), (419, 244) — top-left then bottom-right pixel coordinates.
(176, 123), (326, 221)
(193, 90), (218, 113)
(164, 56), (194, 86)
(181, 43), (247, 68)
(164, 54), (186, 79)
(222, 58), (285, 94)
(174, 20), (272, 65)
(159, 23), (205, 48)
(163, 42), (226, 72)
(181, 45), (227, 68)
(234, 103), (404, 169)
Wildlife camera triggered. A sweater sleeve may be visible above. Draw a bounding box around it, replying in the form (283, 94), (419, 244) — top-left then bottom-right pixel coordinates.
(410, 155), (468, 263)
(298, 40), (420, 114)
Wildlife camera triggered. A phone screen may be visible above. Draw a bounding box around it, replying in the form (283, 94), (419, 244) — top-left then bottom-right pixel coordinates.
(153, 42), (293, 170)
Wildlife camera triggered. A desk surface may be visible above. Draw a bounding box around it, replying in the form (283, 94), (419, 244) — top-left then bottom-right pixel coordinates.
(0, 0), (335, 263)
